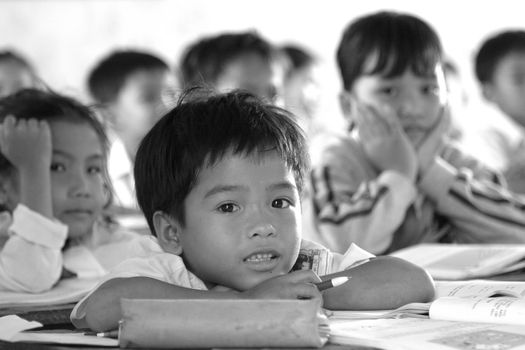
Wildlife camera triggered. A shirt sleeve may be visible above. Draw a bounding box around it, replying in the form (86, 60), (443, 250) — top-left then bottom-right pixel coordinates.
(0, 204), (68, 292)
(70, 239), (207, 329)
(419, 156), (525, 244)
(310, 139), (417, 255)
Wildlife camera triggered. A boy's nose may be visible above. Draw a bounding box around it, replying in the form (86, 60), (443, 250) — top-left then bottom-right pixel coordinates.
(248, 222), (276, 238)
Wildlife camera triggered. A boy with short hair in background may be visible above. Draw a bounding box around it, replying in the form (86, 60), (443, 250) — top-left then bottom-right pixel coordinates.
(87, 50), (173, 210)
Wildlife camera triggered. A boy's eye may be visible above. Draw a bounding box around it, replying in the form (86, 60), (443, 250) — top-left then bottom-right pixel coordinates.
(50, 163), (66, 172)
(217, 203), (240, 213)
(272, 198), (292, 209)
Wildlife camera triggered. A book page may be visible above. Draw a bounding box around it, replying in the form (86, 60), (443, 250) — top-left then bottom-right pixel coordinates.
(435, 280), (525, 298)
(329, 318), (525, 350)
(391, 244), (525, 280)
(429, 297), (525, 326)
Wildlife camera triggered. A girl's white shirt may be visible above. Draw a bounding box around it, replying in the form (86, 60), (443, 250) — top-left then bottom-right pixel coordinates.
(0, 204), (140, 293)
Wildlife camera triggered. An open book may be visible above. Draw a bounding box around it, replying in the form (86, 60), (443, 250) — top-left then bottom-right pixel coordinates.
(328, 280), (525, 326)
(118, 298), (329, 348)
(389, 243), (525, 280)
(329, 318), (525, 350)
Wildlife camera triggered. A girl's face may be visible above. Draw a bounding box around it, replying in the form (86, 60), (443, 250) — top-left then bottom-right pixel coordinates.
(49, 120), (107, 239)
(349, 61), (447, 146)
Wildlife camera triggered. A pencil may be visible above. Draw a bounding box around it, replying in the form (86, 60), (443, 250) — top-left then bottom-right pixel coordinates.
(315, 276), (350, 291)
(83, 329), (119, 339)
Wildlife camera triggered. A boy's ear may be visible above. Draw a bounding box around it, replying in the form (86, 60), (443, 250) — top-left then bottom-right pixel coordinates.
(152, 211), (183, 255)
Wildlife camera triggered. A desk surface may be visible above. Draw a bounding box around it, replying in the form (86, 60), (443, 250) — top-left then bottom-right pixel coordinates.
(3, 274), (525, 350)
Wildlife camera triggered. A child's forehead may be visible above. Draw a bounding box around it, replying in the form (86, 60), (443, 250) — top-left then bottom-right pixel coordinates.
(204, 148), (287, 169)
(361, 49), (441, 78)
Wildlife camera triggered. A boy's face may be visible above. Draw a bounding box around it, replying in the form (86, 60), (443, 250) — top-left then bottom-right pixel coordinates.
(49, 121), (107, 239)
(110, 69), (172, 141)
(215, 53), (277, 103)
(483, 51), (525, 127)
(175, 151), (302, 291)
(347, 63), (447, 146)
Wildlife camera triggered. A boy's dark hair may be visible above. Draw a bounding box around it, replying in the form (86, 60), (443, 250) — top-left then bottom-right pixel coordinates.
(336, 11), (443, 91)
(474, 30), (525, 84)
(179, 31), (274, 88)
(280, 44), (315, 79)
(135, 89), (308, 236)
(87, 50), (169, 104)
(0, 89), (112, 201)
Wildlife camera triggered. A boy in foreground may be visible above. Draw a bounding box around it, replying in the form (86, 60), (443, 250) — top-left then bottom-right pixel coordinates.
(72, 90), (434, 332)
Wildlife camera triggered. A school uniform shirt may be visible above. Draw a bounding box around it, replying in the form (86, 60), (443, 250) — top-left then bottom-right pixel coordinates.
(308, 130), (525, 255)
(70, 236), (374, 329)
(0, 204), (140, 293)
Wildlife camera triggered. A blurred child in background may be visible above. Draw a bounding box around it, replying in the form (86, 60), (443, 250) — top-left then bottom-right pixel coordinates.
(469, 30), (525, 193)
(308, 11), (525, 255)
(279, 44), (322, 139)
(179, 31), (279, 103)
(87, 50), (173, 211)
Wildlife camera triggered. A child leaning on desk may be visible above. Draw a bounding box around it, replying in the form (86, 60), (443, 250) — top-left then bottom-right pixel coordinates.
(0, 89), (140, 293)
(71, 90), (435, 332)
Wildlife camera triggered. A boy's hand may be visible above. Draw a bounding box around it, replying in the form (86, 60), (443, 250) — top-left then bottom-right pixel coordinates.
(416, 107), (451, 176)
(240, 270), (322, 301)
(0, 116), (52, 172)
(354, 102), (417, 182)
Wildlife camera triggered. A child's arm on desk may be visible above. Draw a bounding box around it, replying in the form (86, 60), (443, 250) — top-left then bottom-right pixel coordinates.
(83, 270), (322, 332)
(321, 256), (435, 310)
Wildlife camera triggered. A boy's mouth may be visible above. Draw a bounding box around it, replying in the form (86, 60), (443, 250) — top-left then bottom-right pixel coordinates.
(244, 252), (277, 263)
(243, 250), (280, 271)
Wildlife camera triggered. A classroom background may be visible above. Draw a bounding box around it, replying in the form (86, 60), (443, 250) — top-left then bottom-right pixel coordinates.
(2, 0), (524, 131)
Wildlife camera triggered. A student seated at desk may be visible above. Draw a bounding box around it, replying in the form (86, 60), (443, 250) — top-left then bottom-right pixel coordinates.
(72, 90), (435, 332)
(0, 89), (140, 293)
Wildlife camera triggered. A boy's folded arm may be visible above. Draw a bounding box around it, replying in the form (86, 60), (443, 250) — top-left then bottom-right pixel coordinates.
(83, 276), (242, 332)
(320, 256), (435, 311)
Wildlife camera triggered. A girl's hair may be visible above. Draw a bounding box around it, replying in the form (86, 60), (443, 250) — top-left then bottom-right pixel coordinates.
(0, 89), (113, 205)
(336, 11), (443, 91)
(135, 89), (308, 236)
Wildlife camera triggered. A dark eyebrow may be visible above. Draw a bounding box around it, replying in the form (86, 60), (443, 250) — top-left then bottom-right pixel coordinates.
(267, 181), (298, 193)
(52, 150), (103, 162)
(204, 185), (248, 199)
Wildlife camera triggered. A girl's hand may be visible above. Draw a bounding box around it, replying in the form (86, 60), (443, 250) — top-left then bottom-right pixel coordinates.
(240, 270), (322, 300)
(416, 106), (451, 176)
(0, 116), (52, 172)
(354, 101), (417, 182)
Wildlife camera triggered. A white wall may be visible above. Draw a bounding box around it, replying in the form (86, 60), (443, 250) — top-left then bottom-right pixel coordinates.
(1, 0), (524, 126)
